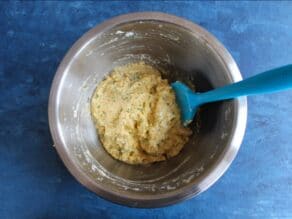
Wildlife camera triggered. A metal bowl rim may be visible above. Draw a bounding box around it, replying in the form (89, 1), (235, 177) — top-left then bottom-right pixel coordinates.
(48, 12), (247, 207)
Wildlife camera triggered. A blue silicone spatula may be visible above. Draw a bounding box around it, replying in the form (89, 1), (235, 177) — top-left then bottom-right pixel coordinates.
(171, 65), (292, 126)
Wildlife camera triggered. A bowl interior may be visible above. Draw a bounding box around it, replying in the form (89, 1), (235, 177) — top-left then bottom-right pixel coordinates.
(53, 20), (238, 203)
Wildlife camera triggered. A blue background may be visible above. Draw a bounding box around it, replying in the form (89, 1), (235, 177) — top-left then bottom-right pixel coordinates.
(1, 1), (292, 218)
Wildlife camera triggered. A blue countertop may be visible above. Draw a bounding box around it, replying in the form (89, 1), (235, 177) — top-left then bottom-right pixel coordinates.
(1, 1), (291, 218)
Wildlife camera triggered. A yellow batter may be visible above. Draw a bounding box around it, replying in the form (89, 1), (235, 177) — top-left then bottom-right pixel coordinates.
(90, 62), (192, 164)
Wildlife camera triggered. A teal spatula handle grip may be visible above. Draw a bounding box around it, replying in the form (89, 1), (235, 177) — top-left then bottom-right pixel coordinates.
(196, 64), (292, 104)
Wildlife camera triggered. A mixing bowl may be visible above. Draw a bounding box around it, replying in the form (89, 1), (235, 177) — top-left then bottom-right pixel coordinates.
(48, 12), (247, 207)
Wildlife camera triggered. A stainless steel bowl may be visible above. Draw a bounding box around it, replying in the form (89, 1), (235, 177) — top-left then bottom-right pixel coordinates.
(48, 12), (247, 207)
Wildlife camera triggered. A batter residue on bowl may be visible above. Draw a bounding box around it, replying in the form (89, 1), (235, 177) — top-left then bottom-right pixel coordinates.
(90, 62), (192, 164)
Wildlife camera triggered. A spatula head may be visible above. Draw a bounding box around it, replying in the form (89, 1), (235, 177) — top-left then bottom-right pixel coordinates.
(171, 81), (198, 126)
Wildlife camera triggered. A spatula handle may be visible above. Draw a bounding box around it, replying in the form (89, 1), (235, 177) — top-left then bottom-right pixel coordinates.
(198, 65), (292, 104)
